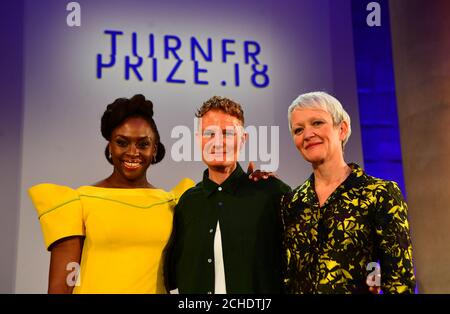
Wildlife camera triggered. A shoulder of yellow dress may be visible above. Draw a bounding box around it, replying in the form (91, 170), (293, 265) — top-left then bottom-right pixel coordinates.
(28, 183), (77, 196)
(171, 178), (196, 199)
(28, 183), (80, 218)
(173, 177), (196, 188)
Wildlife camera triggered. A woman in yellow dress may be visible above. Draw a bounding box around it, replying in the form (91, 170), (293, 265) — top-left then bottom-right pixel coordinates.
(28, 94), (194, 294)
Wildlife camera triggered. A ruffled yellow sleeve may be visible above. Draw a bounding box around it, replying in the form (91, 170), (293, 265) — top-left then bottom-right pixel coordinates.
(170, 178), (195, 204)
(28, 183), (85, 250)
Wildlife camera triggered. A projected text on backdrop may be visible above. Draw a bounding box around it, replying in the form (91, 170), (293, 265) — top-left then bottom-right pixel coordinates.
(97, 30), (270, 88)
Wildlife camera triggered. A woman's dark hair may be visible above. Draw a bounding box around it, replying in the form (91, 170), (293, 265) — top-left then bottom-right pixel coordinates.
(100, 94), (165, 165)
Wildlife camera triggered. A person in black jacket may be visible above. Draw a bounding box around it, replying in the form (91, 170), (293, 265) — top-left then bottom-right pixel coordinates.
(164, 96), (290, 294)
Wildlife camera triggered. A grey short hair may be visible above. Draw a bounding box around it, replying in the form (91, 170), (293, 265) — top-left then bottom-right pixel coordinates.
(288, 91), (352, 148)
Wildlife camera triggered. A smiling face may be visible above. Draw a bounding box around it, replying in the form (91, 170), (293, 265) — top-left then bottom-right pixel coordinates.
(290, 107), (348, 166)
(109, 116), (156, 185)
(198, 110), (246, 169)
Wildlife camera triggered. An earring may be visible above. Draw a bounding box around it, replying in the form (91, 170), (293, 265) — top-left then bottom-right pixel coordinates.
(109, 151), (112, 159)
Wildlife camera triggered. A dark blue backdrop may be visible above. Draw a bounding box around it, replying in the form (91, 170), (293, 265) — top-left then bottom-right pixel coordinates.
(351, 0), (406, 197)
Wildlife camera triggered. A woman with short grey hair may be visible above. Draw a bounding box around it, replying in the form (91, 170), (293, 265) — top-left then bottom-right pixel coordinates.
(281, 91), (416, 294)
(288, 91), (352, 149)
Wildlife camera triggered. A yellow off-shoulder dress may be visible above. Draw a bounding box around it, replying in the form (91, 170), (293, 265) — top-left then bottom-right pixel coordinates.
(28, 178), (194, 294)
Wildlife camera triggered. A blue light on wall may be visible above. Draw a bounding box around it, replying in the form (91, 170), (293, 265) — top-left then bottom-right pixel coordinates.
(351, 0), (406, 198)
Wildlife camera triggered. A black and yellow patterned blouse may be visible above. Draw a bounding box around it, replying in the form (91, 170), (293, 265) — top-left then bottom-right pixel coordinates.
(280, 163), (415, 294)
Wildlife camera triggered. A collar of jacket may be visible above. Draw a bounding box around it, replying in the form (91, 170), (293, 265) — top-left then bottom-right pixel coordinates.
(301, 162), (367, 207)
(201, 163), (245, 197)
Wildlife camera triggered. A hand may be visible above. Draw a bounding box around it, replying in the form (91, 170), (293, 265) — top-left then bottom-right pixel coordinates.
(366, 274), (382, 294)
(247, 161), (278, 181)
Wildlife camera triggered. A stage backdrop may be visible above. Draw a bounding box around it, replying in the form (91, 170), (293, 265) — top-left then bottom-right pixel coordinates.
(14, 0), (362, 292)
